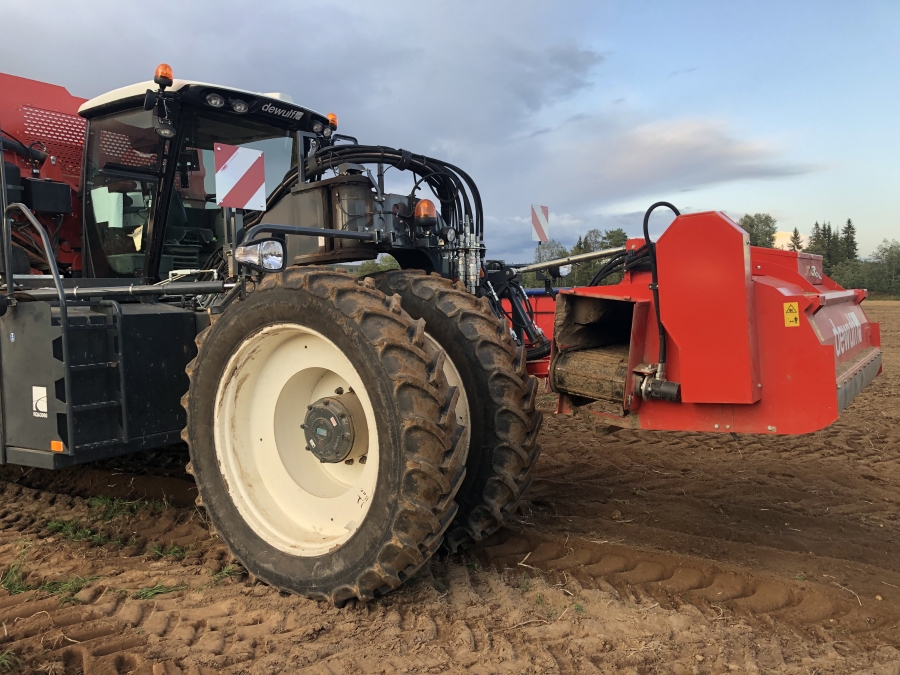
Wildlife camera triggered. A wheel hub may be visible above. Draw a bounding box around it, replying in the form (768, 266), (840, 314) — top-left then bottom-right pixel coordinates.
(304, 396), (355, 463)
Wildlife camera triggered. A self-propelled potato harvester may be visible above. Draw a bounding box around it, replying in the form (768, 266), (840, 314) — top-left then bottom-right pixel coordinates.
(0, 65), (881, 604)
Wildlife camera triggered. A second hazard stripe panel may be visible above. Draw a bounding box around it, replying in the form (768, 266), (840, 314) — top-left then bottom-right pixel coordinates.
(214, 143), (267, 211)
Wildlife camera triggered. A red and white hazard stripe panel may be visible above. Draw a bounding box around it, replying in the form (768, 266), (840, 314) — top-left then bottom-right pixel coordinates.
(531, 204), (549, 243)
(214, 143), (266, 211)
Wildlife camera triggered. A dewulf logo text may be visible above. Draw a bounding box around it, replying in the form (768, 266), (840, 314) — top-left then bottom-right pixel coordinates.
(261, 102), (303, 121)
(32, 386), (48, 418)
(830, 313), (863, 357)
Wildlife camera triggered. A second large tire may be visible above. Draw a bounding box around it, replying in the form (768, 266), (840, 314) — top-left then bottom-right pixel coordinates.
(369, 270), (542, 551)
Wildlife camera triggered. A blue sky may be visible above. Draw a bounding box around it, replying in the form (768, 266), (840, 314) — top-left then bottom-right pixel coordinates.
(2, 0), (897, 262)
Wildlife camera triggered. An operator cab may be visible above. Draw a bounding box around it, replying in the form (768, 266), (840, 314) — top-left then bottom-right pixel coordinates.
(77, 65), (332, 281)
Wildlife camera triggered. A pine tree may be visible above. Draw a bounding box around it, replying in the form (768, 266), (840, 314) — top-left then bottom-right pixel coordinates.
(841, 218), (858, 261)
(738, 213), (777, 248)
(807, 222), (823, 255)
(788, 227), (804, 252)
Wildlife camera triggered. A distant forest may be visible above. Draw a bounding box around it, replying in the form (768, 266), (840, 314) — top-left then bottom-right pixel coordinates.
(526, 214), (900, 296)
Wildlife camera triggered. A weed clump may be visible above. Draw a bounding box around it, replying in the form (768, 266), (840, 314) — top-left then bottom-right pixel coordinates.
(88, 495), (167, 521)
(45, 520), (124, 547)
(133, 584), (186, 600)
(149, 544), (187, 560)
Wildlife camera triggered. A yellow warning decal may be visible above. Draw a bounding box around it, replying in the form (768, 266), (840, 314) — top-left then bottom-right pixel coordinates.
(783, 302), (800, 327)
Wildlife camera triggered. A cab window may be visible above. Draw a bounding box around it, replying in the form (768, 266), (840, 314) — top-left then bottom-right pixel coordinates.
(83, 109), (164, 278)
(160, 111), (292, 279)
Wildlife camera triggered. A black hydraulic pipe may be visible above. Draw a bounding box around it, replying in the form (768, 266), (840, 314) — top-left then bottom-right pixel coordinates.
(242, 223), (380, 243)
(642, 201), (680, 380)
(18, 280), (228, 301)
(1, 137), (48, 164)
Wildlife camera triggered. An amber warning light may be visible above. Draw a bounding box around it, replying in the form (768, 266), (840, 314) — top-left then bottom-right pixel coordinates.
(326, 112), (338, 128)
(154, 63), (174, 88)
(414, 199), (437, 227)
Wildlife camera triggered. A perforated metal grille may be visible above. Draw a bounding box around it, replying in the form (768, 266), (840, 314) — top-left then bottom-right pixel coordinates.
(22, 106), (86, 175)
(99, 130), (158, 169)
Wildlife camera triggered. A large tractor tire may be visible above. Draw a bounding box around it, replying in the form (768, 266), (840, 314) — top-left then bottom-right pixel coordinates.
(182, 268), (465, 605)
(369, 270), (542, 551)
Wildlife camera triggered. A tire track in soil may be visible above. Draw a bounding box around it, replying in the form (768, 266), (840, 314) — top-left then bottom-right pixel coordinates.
(5, 470), (889, 674)
(0, 302), (894, 674)
(474, 528), (899, 640)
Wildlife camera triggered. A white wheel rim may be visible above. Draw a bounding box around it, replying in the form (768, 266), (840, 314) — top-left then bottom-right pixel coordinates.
(425, 332), (470, 458)
(214, 323), (379, 557)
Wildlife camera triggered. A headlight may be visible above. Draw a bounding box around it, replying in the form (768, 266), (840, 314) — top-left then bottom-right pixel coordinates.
(322, 126), (333, 138)
(231, 99), (249, 113)
(557, 264), (572, 278)
(205, 93), (225, 108)
(312, 122), (324, 133)
(235, 239), (285, 272)
(154, 119), (176, 138)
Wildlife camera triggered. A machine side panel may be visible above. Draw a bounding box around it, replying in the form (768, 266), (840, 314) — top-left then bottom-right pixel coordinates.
(656, 212), (761, 404)
(120, 303), (197, 438)
(0, 303), (65, 455)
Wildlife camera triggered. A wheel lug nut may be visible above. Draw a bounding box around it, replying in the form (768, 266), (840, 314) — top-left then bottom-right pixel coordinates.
(344, 459), (354, 465)
(335, 387), (344, 395)
(359, 455), (367, 464)
(300, 424), (306, 429)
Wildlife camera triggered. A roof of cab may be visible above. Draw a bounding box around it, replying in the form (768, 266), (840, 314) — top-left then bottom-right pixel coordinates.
(78, 79), (320, 118)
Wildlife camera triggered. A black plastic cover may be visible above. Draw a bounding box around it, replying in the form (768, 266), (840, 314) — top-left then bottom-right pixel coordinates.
(23, 177), (72, 214)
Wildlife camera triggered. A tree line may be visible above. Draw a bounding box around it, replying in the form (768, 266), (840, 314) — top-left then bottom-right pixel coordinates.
(525, 215), (899, 297)
(739, 213), (898, 296)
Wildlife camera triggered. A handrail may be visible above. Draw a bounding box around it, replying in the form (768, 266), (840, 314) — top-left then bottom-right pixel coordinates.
(510, 247), (627, 275)
(4, 203), (75, 453)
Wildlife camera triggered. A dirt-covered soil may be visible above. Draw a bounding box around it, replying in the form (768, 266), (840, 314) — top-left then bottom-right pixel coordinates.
(0, 302), (897, 675)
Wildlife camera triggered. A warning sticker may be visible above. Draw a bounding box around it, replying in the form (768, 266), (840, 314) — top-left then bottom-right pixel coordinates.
(783, 302), (800, 327)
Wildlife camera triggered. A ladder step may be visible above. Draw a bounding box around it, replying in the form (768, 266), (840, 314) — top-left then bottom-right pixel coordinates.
(66, 324), (111, 331)
(72, 400), (121, 412)
(75, 438), (126, 451)
(70, 362), (119, 372)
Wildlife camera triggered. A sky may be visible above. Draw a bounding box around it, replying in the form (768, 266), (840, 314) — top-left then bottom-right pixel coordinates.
(2, 0), (897, 262)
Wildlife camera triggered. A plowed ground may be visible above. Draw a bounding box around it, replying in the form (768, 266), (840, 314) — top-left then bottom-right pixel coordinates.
(0, 302), (897, 675)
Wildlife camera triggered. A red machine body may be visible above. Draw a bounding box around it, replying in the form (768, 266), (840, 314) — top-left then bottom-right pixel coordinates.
(547, 211), (881, 435)
(0, 72), (87, 272)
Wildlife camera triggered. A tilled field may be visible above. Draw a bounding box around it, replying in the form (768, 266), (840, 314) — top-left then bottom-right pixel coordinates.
(0, 302), (897, 674)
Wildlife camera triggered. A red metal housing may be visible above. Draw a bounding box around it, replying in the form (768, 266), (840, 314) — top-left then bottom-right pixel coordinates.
(0, 72), (87, 272)
(549, 211), (881, 435)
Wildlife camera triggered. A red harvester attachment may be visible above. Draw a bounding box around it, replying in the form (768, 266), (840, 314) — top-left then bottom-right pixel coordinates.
(548, 211), (881, 435)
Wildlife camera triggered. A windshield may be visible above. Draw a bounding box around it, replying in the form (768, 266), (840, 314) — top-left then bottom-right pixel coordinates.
(158, 111), (293, 279)
(83, 109), (165, 278)
(83, 107), (295, 280)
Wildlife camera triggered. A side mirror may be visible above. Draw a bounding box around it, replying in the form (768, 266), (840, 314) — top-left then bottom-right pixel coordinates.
(548, 264), (572, 279)
(235, 238), (286, 273)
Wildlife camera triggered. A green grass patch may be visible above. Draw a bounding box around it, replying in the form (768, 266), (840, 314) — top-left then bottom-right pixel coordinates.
(0, 554), (30, 595)
(46, 520), (117, 546)
(41, 575), (99, 599)
(88, 495), (167, 521)
(149, 544), (187, 560)
(133, 584), (186, 600)
(211, 565), (238, 584)
(0, 651), (21, 672)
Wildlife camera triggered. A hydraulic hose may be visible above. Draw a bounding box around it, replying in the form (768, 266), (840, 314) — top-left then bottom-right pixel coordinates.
(642, 201), (680, 379)
(1, 136), (48, 164)
(249, 145), (483, 240)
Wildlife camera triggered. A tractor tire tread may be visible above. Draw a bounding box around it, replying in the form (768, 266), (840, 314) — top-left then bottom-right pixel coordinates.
(367, 270), (542, 552)
(183, 267), (465, 605)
